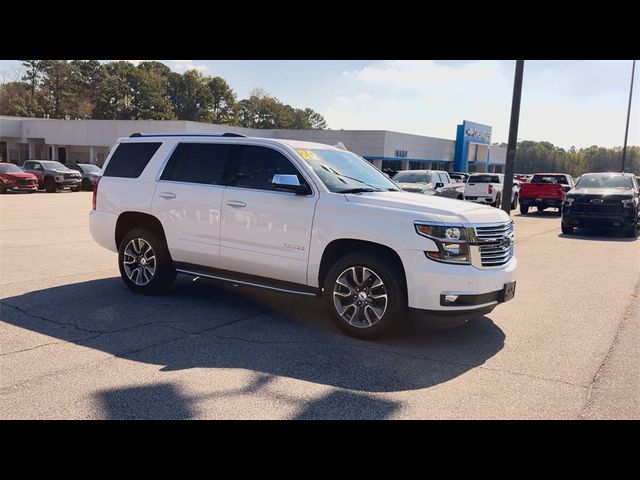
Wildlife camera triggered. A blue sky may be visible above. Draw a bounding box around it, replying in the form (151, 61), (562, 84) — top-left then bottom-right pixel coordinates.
(1, 60), (638, 149)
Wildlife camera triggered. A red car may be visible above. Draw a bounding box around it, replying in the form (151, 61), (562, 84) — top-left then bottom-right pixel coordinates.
(519, 173), (575, 215)
(0, 163), (39, 194)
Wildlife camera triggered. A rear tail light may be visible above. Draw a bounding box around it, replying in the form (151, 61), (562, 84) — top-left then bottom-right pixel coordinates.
(92, 177), (101, 210)
(488, 184), (493, 194)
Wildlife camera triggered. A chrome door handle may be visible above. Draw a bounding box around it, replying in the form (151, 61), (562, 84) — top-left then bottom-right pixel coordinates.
(226, 200), (247, 208)
(159, 192), (176, 199)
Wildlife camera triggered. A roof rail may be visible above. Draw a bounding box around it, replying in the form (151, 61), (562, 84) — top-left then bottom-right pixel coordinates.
(128, 132), (247, 138)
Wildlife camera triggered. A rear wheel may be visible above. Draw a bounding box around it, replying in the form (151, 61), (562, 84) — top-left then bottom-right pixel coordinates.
(45, 178), (57, 193)
(520, 204), (529, 215)
(82, 179), (92, 191)
(511, 194), (519, 210)
(324, 252), (406, 339)
(118, 228), (176, 295)
(492, 194), (501, 208)
(561, 223), (574, 235)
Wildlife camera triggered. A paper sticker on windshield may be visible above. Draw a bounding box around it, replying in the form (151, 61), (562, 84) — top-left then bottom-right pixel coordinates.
(295, 149), (319, 161)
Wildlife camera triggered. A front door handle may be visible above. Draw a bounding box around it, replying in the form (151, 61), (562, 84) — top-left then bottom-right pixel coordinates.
(226, 200), (247, 208)
(159, 192), (176, 199)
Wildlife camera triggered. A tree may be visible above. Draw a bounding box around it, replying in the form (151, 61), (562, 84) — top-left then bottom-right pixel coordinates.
(0, 81), (41, 117)
(40, 60), (76, 118)
(302, 107), (327, 129)
(207, 76), (236, 124)
(20, 60), (45, 99)
(167, 70), (213, 121)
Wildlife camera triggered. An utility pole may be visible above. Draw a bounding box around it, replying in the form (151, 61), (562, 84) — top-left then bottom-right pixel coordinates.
(621, 59), (636, 173)
(501, 60), (525, 215)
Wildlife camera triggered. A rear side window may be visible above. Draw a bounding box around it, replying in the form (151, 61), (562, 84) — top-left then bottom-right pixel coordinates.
(160, 143), (232, 185)
(228, 145), (308, 191)
(103, 142), (161, 178)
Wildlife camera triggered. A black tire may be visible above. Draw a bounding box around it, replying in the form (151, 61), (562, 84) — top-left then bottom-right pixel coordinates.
(561, 223), (574, 235)
(492, 195), (501, 208)
(457, 193), (464, 200)
(520, 204), (529, 215)
(511, 194), (519, 210)
(45, 177), (57, 193)
(324, 252), (406, 339)
(118, 228), (176, 295)
(624, 220), (638, 238)
(82, 179), (92, 191)
(0, 183), (6, 194)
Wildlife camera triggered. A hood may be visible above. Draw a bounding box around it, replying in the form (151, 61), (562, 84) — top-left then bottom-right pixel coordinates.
(568, 187), (633, 197)
(53, 169), (79, 174)
(345, 191), (511, 224)
(1, 172), (37, 180)
(397, 182), (433, 191)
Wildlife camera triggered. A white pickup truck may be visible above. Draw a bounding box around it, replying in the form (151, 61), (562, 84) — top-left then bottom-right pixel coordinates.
(463, 173), (520, 210)
(90, 133), (517, 339)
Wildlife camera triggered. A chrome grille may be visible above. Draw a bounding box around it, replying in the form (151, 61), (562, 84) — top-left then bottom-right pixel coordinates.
(473, 222), (514, 267)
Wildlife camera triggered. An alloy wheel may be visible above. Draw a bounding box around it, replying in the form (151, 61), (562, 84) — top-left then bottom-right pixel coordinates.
(123, 238), (156, 286)
(332, 266), (388, 328)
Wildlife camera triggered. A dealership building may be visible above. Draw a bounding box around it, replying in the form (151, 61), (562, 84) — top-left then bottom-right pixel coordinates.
(0, 116), (506, 173)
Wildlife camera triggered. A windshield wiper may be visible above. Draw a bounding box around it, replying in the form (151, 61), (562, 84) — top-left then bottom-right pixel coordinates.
(338, 187), (380, 194)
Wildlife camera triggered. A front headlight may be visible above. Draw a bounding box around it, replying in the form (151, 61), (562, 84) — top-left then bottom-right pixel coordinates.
(55, 175), (64, 181)
(563, 197), (574, 206)
(621, 198), (635, 207)
(415, 223), (470, 264)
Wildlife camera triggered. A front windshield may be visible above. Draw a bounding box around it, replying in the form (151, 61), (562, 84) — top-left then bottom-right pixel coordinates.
(41, 161), (68, 170)
(297, 148), (399, 193)
(0, 164), (23, 173)
(576, 174), (633, 189)
(392, 171), (432, 184)
(79, 164), (101, 174)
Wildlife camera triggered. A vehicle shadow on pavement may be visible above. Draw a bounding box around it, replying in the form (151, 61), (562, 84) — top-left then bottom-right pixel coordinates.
(558, 228), (638, 242)
(1, 276), (505, 395)
(515, 211), (562, 219)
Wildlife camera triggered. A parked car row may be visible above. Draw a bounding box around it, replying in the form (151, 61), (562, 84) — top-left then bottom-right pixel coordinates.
(0, 161), (102, 193)
(392, 168), (639, 238)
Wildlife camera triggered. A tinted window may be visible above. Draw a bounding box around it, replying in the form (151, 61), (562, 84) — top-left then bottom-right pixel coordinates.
(103, 142), (161, 178)
(468, 175), (500, 183)
(531, 174), (569, 184)
(160, 143), (231, 185)
(23, 162), (34, 169)
(230, 145), (307, 191)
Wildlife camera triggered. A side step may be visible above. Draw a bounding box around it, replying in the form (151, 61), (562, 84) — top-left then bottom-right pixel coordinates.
(174, 263), (321, 298)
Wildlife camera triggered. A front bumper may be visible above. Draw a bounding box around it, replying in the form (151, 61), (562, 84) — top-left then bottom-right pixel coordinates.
(398, 248), (517, 313)
(4, 184), (38, 192)
(562, 211), (636, 228)
(56, 179), (81, 187)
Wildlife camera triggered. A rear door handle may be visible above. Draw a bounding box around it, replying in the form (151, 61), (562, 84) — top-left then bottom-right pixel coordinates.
(159, 192), (176, 199)
(226, 200), (247, 208)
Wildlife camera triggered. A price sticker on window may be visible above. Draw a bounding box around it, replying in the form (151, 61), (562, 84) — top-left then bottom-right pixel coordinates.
(295, 149), (319, 161)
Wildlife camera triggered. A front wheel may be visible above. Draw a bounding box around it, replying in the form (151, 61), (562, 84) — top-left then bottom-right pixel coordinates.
(520, 204), (529, 215)
(118, 228), (176, 295)
(625, 220), (638, 238)
(324, 252), (406, 339)
(0, 183), (6, 194)
(561, 223), (574, 235)
(82, 179), (92, 191)
(45, 178), (57, 193)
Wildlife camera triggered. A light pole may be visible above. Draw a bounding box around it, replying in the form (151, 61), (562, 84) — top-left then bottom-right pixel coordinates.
(501, 60), (525, 215)
(621, 60), (636, 172)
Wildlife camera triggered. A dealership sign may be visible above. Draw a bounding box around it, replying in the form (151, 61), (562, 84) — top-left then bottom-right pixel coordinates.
(465, 128), (491, 142)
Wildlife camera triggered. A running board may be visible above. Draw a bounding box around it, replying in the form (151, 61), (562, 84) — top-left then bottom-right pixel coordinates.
(175, 265), (321, 298)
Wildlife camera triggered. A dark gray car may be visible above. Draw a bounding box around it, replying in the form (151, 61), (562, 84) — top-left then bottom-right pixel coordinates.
(68, 163), (102, 191)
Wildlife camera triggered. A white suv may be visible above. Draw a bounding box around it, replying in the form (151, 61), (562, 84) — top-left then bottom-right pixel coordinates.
(90, 133), (517, 339)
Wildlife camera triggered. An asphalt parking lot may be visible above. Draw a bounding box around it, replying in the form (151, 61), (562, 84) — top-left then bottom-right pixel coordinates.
(1, 191), (638, 419)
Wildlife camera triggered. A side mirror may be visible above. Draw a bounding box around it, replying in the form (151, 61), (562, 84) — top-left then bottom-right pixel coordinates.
(271, 174), (311, 195)
(435, 182), (444, 188)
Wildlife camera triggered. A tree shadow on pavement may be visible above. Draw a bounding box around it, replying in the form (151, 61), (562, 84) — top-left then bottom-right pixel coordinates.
(1, 276), (505, 394)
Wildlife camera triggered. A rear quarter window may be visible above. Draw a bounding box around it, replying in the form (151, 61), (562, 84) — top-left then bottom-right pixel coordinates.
(103, 142), (161, 178)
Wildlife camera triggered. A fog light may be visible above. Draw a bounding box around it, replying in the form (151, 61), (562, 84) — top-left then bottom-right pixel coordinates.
(444, 294), (459, 303)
